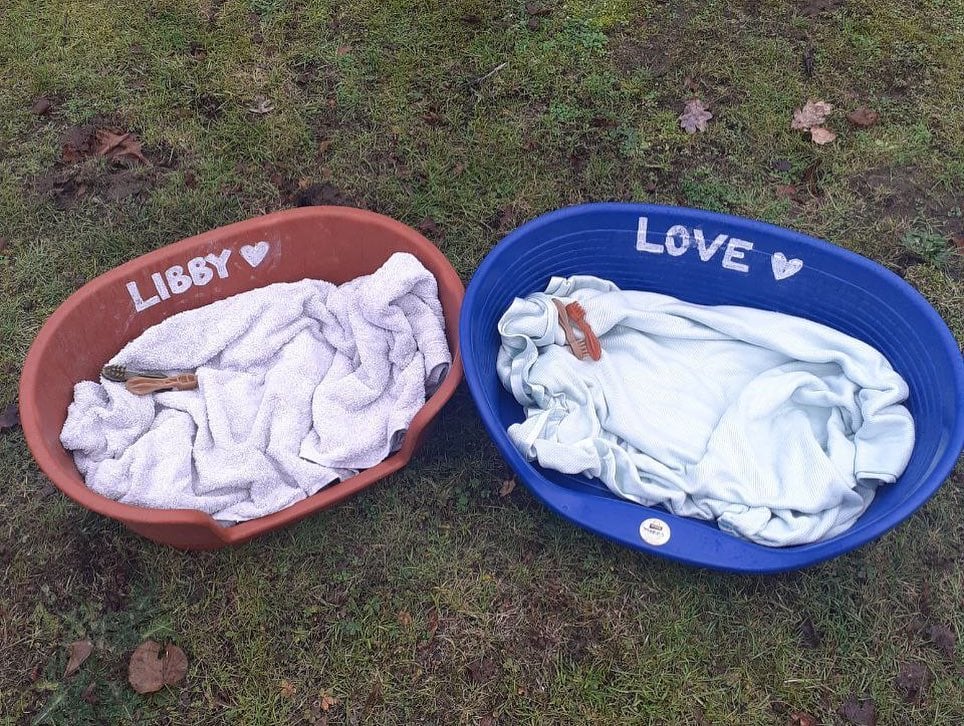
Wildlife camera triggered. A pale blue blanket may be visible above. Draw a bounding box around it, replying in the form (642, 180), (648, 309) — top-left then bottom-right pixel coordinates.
(497, 275), (915, 547)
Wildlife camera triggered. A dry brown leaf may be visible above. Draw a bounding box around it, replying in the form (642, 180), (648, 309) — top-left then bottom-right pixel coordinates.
(810, 126), (836, 145)
(320, 693), (339, 711)
(789, 712), (819, 726)
(838, 694), (876, 725)
(94, 128), (149, 165)
(397, 610), (413, 627)
(128, 641), (164, 694)
(161, 644), (188, 686)
(128, 641), (188, 694)
(847, 107), (879, 128)
(64, 640), (93, 678)
(499, 478), (516, 497)
(280, 679), (296, 698)
(678, 99), (713, 134)
(791, 99), (834, 130)
(0, 402), (19, 433)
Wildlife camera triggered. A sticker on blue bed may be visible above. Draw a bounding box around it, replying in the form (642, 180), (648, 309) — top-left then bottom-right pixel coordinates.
(639, 517), (671, 546)
(125, 241), (273, 312)
(635, 216), (803, 281)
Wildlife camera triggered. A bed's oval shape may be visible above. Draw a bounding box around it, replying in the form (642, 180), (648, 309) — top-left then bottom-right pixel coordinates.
(460, 203), (963, 573)
(20, 206), (464, 549)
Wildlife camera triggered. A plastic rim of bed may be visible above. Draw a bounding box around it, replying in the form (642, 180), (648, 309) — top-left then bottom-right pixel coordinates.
(20, 206), (464, 550)
(460, 202), (964, 574)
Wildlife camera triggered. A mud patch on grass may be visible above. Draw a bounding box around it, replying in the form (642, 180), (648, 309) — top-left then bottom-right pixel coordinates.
(795, 0), (847, 16)
(611, 35), (673, 77)
(66, 527), (135, 612)
(851, 165), (961, 234)
(34, 165), (156, 208)
(270, 175), (361, 209)
(192, 92), (225, 121)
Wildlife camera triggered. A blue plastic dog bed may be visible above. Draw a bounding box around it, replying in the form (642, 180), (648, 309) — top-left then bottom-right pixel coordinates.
(461, 203), (964, 573)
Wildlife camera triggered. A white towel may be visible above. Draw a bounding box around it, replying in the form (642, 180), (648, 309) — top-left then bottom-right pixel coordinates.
(61, 252), (451, 523)
(497, 275), (915, 546)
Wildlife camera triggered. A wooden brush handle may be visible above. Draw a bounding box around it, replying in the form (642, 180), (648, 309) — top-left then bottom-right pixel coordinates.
(566, 302), (602, 361)
(125, 374), (198, 395)
(552, 299), (589, 359)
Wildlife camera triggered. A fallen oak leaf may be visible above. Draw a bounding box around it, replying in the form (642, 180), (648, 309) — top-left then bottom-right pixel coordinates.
(838, 693), (876, 725)
(847, 107), (879, 128)
(94, 128), (149, 165)
(499, 478), (516, 497)
(0, 402), (19, 433)
(792, 99), (834, 130)
(95, 129), (132, 156)
(161, 644), (188, 686)
(64, 640), (93, 678)
(128, 640), (188, 694)
(810, 126), (836, 145)
(678, 99), (712, 134)
(128, 641), (164, 694)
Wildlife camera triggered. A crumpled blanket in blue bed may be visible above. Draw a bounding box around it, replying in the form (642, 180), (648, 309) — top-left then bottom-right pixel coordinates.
(497, 274), (915, 547)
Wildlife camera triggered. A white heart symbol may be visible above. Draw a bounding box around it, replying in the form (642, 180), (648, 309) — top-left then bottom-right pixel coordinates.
(771, 252), (803, 280)
(240, 241), (270, 268)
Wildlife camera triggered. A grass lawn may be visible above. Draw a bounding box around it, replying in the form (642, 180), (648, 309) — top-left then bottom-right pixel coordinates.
(1, 0), (962, 723)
